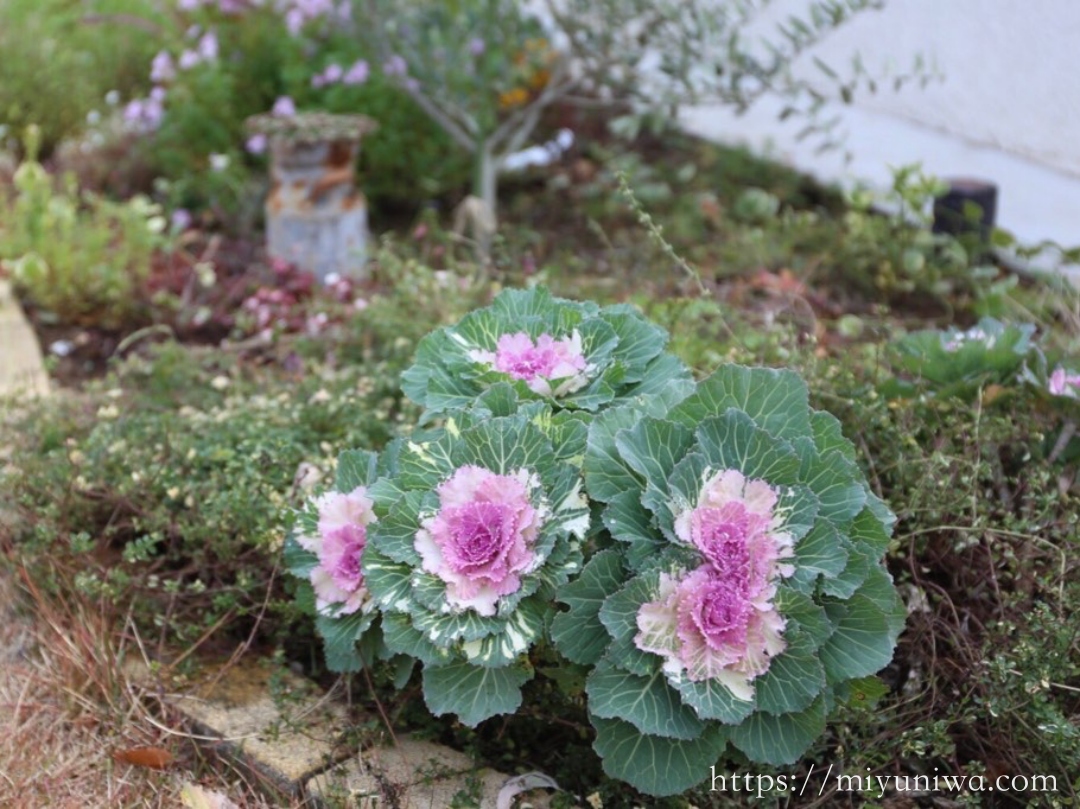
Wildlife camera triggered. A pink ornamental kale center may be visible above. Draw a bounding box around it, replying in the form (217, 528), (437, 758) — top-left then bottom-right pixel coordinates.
(690, 505), (753, 586)
(679, 571), (752, 653)
(441, 502), (517, 573)
(492, 333), (587, 383)
(319, 523), (367, 593)
(416, 466), (541, 616)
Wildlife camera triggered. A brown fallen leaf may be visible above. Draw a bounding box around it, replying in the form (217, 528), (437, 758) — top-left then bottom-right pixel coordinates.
(112, 746), (173, 770)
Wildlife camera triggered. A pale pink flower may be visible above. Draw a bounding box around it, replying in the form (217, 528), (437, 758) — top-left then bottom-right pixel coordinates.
(170, 208), (193, 232)
(343, 59), (369, 86)
(382, 54), (408, 77)
(1048, 366), (1080, 398)
(123, 95), (165, 132)
(674, 469), (795, 590)
(470, 331), (591, 397)
(123, 99), (144, 124)
(197, 32), (219, 61)
(246, 133), (268, 154)
(178, 49), (200, 70)
(310, 524), (367, 613)
(150, 51), (175, 83)
(284, 8), (304, 35)
(415, 466), (543, 616)
(272, 96), (296, 117)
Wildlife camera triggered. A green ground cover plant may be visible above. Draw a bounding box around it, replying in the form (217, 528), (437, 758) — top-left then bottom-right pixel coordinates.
(3, 260), (1078, 805)
(2, 66), (1079, 803)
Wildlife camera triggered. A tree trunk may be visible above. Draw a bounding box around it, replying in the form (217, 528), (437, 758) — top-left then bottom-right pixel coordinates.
(474, 145), (498, 221)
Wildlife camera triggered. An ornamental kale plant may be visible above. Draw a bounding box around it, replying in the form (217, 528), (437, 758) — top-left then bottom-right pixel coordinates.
(361, 414), (589, 725)
(886, 316), (1038, 400)
(285, 450), (392, 672)
(285, 286), (905, 797)
(401, 286), (692, 420)
(553, 364), (905, 795)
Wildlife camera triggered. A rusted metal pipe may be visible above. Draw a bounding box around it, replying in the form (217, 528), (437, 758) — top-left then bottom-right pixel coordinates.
(247, 112), (377, 282)
(932, 177), (998, 244)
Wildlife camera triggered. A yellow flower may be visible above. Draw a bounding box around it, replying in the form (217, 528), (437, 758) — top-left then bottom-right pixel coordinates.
(498, 87), (530, 109)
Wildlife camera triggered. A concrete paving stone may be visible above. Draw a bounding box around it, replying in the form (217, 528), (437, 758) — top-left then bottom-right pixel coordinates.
(166, 658), (356, 795)
(0, 280), (50, 399)
(306, 735), (536, 809)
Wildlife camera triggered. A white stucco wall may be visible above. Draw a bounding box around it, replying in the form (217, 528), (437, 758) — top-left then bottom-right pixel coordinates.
(532, 0), (1080, 258)
(778, 0), (1080, 178)
(674, 0), (1080, 264)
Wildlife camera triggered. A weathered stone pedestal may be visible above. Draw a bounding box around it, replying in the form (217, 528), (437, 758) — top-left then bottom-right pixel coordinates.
(248, 113), (377, 282)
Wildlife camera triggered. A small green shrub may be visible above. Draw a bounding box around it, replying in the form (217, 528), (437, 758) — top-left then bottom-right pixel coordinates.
(124, 3), (470, 215)
(0, 140), (167, 328)
(827, 166), (976, 301)
(0, 0), (163, 156)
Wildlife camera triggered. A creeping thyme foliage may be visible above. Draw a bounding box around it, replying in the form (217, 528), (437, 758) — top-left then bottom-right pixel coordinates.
(285, 286), (904, 796)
